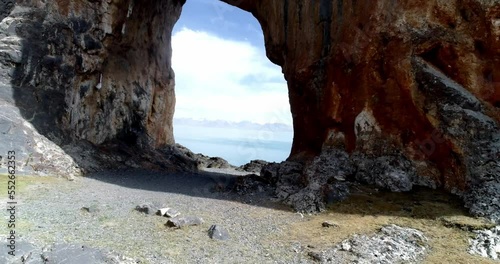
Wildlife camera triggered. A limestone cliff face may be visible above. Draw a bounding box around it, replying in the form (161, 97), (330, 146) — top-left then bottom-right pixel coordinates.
(0, 0), (193, 175)
(1, 1), (499, 220)
(10, 0), (181, 147)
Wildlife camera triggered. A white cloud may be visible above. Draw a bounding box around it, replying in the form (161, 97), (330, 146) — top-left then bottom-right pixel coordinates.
(171, 27), (291, 125)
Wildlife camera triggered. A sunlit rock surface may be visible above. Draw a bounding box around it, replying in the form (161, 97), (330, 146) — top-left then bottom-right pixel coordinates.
(0, 0), (498, 221)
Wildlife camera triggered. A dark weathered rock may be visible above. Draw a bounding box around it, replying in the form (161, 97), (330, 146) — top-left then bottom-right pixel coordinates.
(268, 161), (305, 190)
(0, 13), (81, 177)
(135, 203), (155, 215)
(165, 216), (204, 228)
(263, 149), (353, 213)
(322, 221), (339, 228)
(232, 173), (272, 195)
(260, 162), (284, 185)
(11, 1), (180, 147)
(237, 160), (269, 174)
(208, 225), (230, 241)
(63, 142), (198, 174)
(352, 153), (417, 192)
(176, 143), (234, 170)
(464, 182), (500, 224)
(204, 157), (232, 169)
(0, 1), (194, 176)
(323, 181), (350, 205)
(307, 251), (324, 262)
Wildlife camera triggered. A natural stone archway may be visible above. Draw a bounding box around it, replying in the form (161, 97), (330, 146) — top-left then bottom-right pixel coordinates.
(0, 0), (499, 221)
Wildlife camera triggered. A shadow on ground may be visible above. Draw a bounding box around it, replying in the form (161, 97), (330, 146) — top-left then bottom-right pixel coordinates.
(329, 185), (471, 220)
(86, 169), (291, 212)
(85, 168), (475, 221)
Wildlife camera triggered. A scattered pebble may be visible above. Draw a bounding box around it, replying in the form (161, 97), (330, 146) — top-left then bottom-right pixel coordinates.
(20, 252), (32, 263)
(164, 208), (181, 218)
(208, 225), (230, 240)
(135, 203), (155, 215)
(340, 241), (351, 251)
(41, 253), (49, 262)
(157, 208), (169, 216)
(322, 221), (339, 228)
(81, 205), (100, 213)
(165, 216), (204, 228)
(157, 208), (181, 218)
(307, 251), (323, 262)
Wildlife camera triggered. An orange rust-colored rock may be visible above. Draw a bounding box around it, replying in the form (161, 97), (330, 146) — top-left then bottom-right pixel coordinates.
(225, 0), (500, 191)
(223, 0), (500, 219)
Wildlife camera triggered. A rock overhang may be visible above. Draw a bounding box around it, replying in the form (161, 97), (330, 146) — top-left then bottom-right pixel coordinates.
(0, 0), (498, 221)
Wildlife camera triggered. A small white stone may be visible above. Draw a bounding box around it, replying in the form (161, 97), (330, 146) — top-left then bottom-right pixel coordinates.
(157, 208), (169, 216)
(341, 241), (351, 251)
(165, 208), (180, 218)
(96, 73), (103, 90)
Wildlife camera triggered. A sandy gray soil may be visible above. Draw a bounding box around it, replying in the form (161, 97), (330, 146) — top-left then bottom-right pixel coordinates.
(1, 169), (310, 263)
(1, 169), (497, 264)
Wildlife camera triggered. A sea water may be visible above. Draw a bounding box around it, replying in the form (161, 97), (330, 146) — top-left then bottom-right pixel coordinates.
(174, 124), (293, 166)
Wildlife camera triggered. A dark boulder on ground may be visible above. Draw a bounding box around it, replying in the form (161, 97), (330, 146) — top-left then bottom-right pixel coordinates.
(260, 149), (355, 213)
(175, 144), (234, 170)
(237, 160), (269, 174)
(233, 173), (272, 195)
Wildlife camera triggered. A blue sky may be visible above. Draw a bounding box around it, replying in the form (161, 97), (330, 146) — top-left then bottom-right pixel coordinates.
(172, 0), (292, 125)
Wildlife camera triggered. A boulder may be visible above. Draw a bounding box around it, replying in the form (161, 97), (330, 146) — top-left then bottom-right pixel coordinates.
(157, 207), (181, 218)
(207, 225), (230, 241)
(237, 160), (269, 174)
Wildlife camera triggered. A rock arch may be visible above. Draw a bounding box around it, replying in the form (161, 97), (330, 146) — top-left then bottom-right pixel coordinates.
(1, 0), (499, 221)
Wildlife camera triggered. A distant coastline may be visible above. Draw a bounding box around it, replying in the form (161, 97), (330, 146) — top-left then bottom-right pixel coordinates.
(173, 118), (293, 165)
(173, 118), (293, 132)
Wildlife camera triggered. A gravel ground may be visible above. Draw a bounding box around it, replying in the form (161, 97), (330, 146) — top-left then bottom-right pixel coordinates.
(2, 169), (311, 263)
(1, 169), (497, 264)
